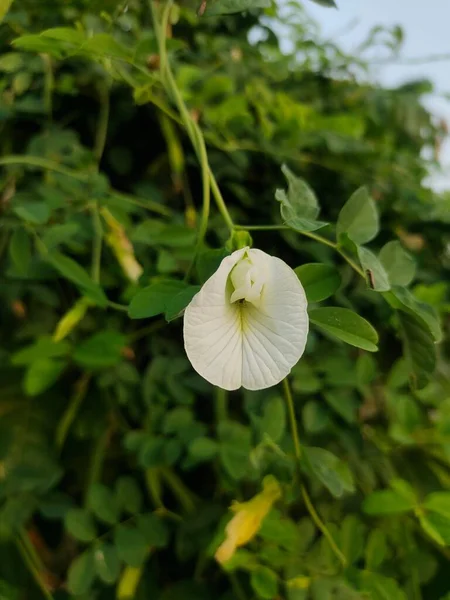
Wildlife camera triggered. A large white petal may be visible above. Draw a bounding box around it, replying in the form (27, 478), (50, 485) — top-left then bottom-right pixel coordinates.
(183, 247), (308, 391)
(183, 248), (247, 391)
(241, 249), (308, 390)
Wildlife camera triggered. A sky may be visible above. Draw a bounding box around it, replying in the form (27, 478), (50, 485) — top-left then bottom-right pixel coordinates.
(304, 0), (450, 190)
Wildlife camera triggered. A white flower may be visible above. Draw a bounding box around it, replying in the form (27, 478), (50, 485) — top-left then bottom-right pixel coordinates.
(183, 247), (308, 391)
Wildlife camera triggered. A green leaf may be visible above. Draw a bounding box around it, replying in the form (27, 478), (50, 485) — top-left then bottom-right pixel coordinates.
(39, 27), (85, 45)
(295, 263), (341, 302)
(305, 447), (355, 498)
(114, 526), (148, 567)
(260, 396), (286, 442)
(0, 1), (14, 25)
(388, 286), (441, 342)
(67, 550), (96, 596)
(219, 421), (251, 480)
(397, 311), (436, 389)
(424, 492), (450, 520)
(250, 566), (279, 599)
(9, 229), (31, 274)
(132, 221), (196, 248)
(188, 437), (219, 461)
(379, 241), (415, 287)
(363, 480), (416, 515)
(74, 331), (126, 369)
(64, 508), (97, 542)
(365, 529), (388, 570)
(275, 165), (327, 232)
(357, 247), (390, 291)
(11, 337), (70, 365)
(137, 513), (170, 548)
(324, 390), (357, 424)
(24, 358), (65, 396)
(128, 280), (187, 319)
(94, 542), (121, 585)
(87, 483), (120, 525)
(82, 33), (132, 60)
(356, 354), (377, 387)
(361, 572), (407, 600)
(46, 251), (107, 306)
(303, 400), (331, 433)
(336, 187), (379, 245)
(204, 0), (271, 16)
(308, 0), (337, 6)
(165, 285), (200, 321)
(309, 307), (379, 352)
(419, 512), (450, 546)
(13, 200), (50, 225)
(115, 477), (143, 515)
(339, 515), (365, 564)
(196, 248), (230, 282)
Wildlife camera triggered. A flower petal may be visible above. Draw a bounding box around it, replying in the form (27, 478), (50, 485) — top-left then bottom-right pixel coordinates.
(183, 248), (247, 390)
(241, 249), (308, 390)
(183, 247), (308, 391)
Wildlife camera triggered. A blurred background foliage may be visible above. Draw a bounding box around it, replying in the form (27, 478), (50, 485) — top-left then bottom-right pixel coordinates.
(0, 0), (450, 598)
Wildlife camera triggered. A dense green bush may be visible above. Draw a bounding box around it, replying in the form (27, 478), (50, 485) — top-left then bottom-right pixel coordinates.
(1, 0), (450, 598)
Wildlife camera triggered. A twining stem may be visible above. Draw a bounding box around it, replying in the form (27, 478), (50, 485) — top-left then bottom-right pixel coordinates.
(160, 467), (197, 514)
(282, 378), (302, 460)
(94, 82), (110, 164)
(17, 531), (54, 600)
(91, 202), (103, 283)
(0, 155), (172, 216)
(56, 373), (91, 451)
(41, 53), (53, 124)
(149, 0), (234, 235)
(282, 378), (347, 567)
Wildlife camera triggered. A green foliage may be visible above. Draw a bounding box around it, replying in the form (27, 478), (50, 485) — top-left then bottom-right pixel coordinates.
(0, 0), (449, 598)
(276, 165), (327, 232)
(295, 263), (341, 302)
(308, 307), (379, 351)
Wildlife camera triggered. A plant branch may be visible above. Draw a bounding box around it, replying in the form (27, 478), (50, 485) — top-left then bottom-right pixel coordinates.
(0, 156), (172, 217)
(282, 377), (346, 567)
(17, 532), (54, 600)
(56, 373), (91, 451)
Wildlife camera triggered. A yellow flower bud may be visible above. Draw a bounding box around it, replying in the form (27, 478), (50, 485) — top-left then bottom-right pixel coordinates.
(215, 476), (282, 564)
(53, 297), (91, 342)
(101, 208), (143, 283)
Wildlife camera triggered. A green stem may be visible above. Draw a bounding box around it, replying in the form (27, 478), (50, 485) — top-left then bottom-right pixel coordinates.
(41, 53), (53, 123)
(107, 300), (129, 312)
(210, 170), (234, 231)
(299, 483), (346, 566)
(282, 378), (302, 460)
(17, 532), (54, 600)
(158, 0), (210, 252)
(145, 469), (165, 510)
(160, 467), (196, 513)
(56, 373), (91, 451)
(215, 387), (228, 423)
(94, 82), (110, 165)
(128, 320), (165, 342)
(0, 156), (172, 217)
(150, 0), (233, 233)
(282, 377), (347, 567)
(85, 428), (110, 504)
(234, 223), (365, 277)
(91, 203), (103, 283)
(234, 224), (290, 232)
(338, 249), (365, 277)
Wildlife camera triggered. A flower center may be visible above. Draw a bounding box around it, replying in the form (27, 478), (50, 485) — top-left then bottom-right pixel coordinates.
(229, 255), (265, 307)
